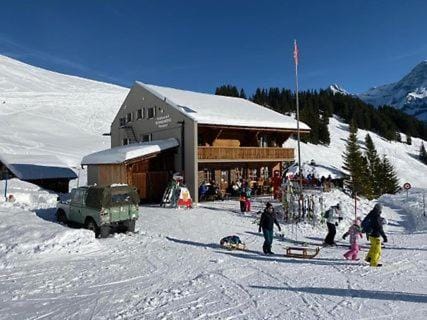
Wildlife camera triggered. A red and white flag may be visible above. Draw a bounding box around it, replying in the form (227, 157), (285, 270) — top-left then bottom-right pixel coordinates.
(293, 39), (299, 66)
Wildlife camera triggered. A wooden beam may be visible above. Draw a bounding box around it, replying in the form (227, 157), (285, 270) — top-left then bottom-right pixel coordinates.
(199, 124), (310, 134)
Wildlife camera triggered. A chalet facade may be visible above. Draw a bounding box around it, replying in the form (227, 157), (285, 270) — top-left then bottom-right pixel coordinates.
(84, 82), (310, 202)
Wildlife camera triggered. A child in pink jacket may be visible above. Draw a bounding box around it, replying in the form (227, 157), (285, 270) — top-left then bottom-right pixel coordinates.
(342, 217), (363, 260)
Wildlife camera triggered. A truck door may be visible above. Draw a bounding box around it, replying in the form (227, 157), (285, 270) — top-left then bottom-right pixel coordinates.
(70, 189), (85, 224)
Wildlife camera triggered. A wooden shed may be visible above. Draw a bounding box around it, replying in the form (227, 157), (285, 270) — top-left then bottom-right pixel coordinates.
(81, 138), (179, 202)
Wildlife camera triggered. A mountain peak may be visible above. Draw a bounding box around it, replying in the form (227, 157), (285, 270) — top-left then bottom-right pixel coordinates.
(358, 61), (427, 122)
(328, 84), (350, 96)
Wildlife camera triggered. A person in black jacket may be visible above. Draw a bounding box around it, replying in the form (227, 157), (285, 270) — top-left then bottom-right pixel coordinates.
(365, 203), (388, 267)
(258, 202), (281, 254)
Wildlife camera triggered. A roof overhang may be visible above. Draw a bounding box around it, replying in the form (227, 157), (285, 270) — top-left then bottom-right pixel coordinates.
(81, 138), (179, 165)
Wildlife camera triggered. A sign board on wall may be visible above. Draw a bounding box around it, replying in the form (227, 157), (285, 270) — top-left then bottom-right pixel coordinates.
(155, 114), (172, 128)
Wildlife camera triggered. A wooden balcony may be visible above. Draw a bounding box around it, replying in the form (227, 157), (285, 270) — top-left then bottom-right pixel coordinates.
(198, 147), (294, 163)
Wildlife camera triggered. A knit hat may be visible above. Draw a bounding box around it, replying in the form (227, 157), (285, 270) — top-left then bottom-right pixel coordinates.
(374, 203), (382, 211)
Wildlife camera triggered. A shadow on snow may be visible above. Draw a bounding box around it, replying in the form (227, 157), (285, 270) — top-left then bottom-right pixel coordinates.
(248, 285), (427, 303)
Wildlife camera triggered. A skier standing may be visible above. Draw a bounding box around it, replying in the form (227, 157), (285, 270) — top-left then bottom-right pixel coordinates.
(342, 217), (363, 260)
(364, 203), (388, 267)
(323, 203), (343, 246)
(258, 202), (281, 254)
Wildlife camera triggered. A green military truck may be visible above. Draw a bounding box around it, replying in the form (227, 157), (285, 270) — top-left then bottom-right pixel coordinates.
(56, 185), (140, 238)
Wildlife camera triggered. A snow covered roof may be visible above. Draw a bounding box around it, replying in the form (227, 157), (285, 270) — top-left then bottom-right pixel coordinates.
(81, 138), (179, 165)
(138, 82), (310, 131)
(0, 154), (77, 180)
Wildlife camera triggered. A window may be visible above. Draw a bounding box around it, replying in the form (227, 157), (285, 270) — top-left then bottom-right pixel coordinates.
(137, 109), (143, 119)
(122, 138), (129, 145)
(147, 107), (155, 119)
(141, 134), (151, 142)
(71, 189), (85, 205)
(119, 117), (126, 127)
(126, 113), (132, 123)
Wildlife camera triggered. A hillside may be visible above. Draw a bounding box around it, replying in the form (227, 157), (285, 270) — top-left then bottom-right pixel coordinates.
(0, 55), (128, 166)
(283, 116), (427, 189)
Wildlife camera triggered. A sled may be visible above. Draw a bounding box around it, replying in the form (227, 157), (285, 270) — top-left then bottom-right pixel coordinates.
(221, 242), (247, 251)
(284, 246), (320, 259)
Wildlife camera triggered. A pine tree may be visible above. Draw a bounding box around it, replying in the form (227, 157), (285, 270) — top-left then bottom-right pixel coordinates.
(318, 113), (331, 145)
(239, 88), (247, 99)
(342, 123), (366, 197)
(420, 143), (427, 164)
(364, 134), (382, 197)
(378, 155), (400, 194)
(406, 134), (412, 145)
(215, 85), (240, 97)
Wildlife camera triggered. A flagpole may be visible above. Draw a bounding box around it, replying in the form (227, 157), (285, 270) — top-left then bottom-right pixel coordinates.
(294, 40), (302, 195)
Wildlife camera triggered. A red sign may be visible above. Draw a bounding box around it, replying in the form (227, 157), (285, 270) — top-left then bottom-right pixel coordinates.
(403, 183), (411, 190)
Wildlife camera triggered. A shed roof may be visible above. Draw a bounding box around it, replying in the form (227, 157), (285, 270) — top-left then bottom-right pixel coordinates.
(0, 154), (77, 180)
(81, 138), (179, 165)
(138, 82), (310, 131)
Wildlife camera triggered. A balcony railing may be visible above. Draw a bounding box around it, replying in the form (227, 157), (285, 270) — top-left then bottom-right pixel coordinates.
(198, 147), (294, 162)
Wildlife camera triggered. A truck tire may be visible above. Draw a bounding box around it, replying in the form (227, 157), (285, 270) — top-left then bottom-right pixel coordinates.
(99, 226), (110, 238)
(56, 209), (68, 225)
(126, 220), (136, 233)
(85, 218), (100, 238)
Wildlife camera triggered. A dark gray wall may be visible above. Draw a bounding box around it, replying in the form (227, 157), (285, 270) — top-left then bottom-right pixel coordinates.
(111, 83), (198, 201)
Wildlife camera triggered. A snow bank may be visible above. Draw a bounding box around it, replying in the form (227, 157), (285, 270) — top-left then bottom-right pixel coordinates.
(380, 188), (427, 232)
(0, 179), (99, 268)
(0, 204), (99, 268)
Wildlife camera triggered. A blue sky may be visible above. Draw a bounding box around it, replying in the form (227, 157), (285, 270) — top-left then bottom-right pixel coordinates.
(1, 0), (426, 95)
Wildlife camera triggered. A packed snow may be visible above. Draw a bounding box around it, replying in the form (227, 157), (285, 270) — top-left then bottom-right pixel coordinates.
(0, 55), (426, 319)
(0, 182), (426, 319)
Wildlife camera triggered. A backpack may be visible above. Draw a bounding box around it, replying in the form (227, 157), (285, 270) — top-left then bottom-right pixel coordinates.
(361, 216), (373, 234)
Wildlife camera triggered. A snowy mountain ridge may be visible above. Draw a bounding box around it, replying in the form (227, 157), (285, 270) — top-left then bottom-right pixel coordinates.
(328, 84), (352, 96)
(358, 61), (427, 121)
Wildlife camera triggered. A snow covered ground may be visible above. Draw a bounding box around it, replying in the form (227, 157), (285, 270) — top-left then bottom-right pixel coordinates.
(0, 182), (426, 319)
(0, 55), (426, 319)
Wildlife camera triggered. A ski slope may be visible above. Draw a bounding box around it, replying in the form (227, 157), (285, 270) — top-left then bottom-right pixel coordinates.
(0, 183), (426, 319)
(0, 55), (426, 319)
(0, 55), (127, 166)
